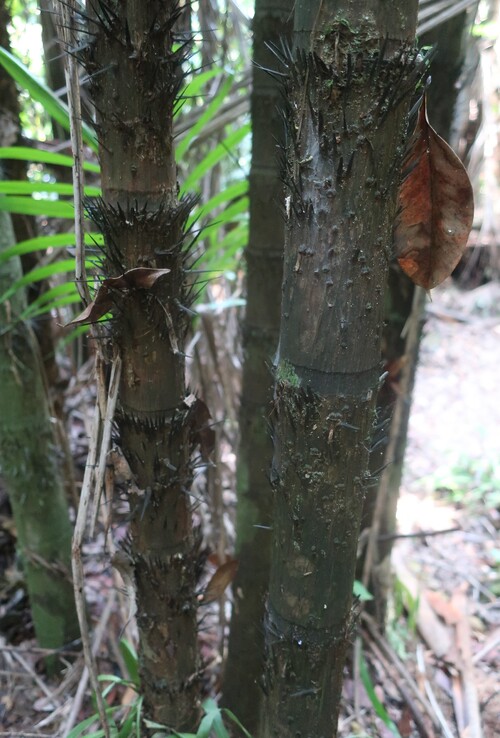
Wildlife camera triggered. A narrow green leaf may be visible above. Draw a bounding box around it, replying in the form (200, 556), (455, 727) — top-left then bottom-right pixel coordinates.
(135, 696), (143, 738)
(59, 323), (93, 347)
(177, 75), (234, 159)
(195, 712), (215, 738)
(0, 146), (100, 173)
(177, 68), (221, 110)
(119, 639), (140, 687)
(118, 708), (136, 738)
(359, 652), (402, 737)
(19, 282), (78, 316)
(65, 707), (120, 738)
(0, 195), (75, 218)
(98, 674), (134, 686)
(0, 258), (97, 305)
(212, 714), (230, 738)
(181, 123), (250, 194)
(0, 232), (103, 266)
(66, 713), (100, 738)
(0, 46), (98, 151)
(353, 580), (374, 602)
(207, 198), (249, 249)
(21, 294), (81, 320)
(0, 180), (101, 197)
(203, 222), (248, 270)
(189, 180), (248, 227)
(222, 709), (253, 738)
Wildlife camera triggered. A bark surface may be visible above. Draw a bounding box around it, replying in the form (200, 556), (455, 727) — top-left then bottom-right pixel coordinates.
(262, 2), (419, 736)
(223, 1), (292, 729)
(83, 2), (204, 729)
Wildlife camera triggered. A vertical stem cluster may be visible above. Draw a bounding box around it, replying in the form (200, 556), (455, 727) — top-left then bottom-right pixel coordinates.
(223, 0), (292, 728)
(83, 1), (203, 729)
(262, 3), (419, 736)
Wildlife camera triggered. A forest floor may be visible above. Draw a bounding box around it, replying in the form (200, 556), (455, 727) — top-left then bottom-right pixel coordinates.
(0, 279), (499, 738)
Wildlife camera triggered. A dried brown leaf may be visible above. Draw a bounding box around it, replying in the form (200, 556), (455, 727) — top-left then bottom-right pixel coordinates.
(68, 284), (113, 325)
(69, 267), (170, 325)
(186, 396), (215, 460)
(426, 590), (461, 625)
(201, 559), (239, 605)
(394, 96), (474, 289)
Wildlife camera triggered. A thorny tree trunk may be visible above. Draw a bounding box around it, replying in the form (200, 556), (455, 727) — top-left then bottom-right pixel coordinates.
(82, 1), (205, 730)
(223, 0), (292, 729)
(0, 205), (79, 669)
(261, 3), (419, 737)
(359, 7), (472, 626)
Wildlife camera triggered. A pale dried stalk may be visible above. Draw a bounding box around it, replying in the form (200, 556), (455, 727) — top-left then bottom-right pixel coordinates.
(453, 591), (483, 738)
(61, 590), (117, 737)
(69, 353), (122, 738)
(90, 355), (122, 535)
(54, 0), (90, 304)
(416, 645), (455, 738)
(10, 650), (57, 703)
(70, 396), (109, 738)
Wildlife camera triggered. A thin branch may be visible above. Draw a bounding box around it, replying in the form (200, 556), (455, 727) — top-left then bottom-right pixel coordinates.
(55, 0), (90, 305)
(90, 354), (123, 535)
(61, 590), (117, 736)
(70, 396), (110, 738)
(378, 526), (461, 541)
(416, 644), (456, 738)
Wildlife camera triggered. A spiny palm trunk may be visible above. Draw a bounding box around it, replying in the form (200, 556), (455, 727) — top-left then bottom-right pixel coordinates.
(223, 0), (292, 729)
(360, 7), (472, 626)
(82, 1), (203, 729)
(261, 2), (419, 736)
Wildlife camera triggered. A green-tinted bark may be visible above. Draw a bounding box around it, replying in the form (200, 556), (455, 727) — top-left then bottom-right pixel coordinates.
(261, 2), (419, 736)
(83, 2), (203, 729)
(0, 208), (78, 664)
(223, 1), (292, 729)
(359, 8), (471, 625)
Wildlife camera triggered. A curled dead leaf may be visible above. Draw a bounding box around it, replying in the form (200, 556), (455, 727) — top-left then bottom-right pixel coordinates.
(200, 559), (239, 605)
(68, 267), (170, 325)
(394, 96), (474, 289)
(185, 395), (215, 460)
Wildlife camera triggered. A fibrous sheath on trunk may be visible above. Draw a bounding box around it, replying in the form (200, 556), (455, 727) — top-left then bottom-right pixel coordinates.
(262, 4), (420, 737)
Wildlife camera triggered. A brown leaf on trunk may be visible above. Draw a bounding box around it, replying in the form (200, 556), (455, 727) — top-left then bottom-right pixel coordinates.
(200, 559), (239, 605)
(68, 267), (170, 325)
(185, 395), (215, 460)
(394, 96), (474, 289)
